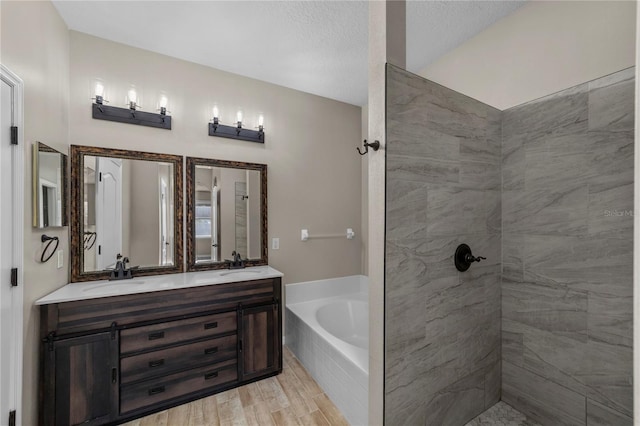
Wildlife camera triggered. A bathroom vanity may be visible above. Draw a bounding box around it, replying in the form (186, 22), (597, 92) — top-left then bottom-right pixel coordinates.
(36, 267), (282, 426)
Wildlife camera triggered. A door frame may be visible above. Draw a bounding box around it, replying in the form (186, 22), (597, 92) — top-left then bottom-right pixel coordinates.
(0, 64), (24, 426)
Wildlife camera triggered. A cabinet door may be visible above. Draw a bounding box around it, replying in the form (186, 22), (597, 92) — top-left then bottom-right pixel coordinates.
(44, 332), (118, 426)
(240, 303), (281, 381)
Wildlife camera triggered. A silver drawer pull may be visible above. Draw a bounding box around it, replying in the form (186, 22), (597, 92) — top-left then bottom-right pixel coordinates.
(204, 321), (218, 330)
(204, 371), (218, 380)
(148, 359), (165, 368)
(148, 386), (165, 395)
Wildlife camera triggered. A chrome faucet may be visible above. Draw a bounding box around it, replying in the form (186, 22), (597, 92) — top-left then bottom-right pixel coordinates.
(109, 253), (138, 281)
(227, 251), (245, 269)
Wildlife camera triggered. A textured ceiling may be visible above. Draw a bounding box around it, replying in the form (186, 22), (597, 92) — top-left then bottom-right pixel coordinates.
(52, 1), (525, 106)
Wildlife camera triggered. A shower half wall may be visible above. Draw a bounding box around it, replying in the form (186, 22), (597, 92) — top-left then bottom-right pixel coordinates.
(384, 65), (634, 425)
(385, 64), (502, 425)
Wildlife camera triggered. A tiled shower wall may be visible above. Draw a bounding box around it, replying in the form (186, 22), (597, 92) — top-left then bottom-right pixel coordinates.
(501, 68), (634, 425)
(384, 65), (633, 425)
(385, 64), (502, 425)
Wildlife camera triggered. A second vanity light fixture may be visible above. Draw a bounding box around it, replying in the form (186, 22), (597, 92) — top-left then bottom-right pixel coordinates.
(91, 80), (172, 130)
(209, 107), (265, 143)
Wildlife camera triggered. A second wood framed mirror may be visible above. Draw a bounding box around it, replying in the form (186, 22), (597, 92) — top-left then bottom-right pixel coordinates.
(70, 145), (184, 282)
(186, 157), (267, 271)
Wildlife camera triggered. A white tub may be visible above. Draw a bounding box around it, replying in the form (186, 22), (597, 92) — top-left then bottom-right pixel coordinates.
(285, 275), (368, 426)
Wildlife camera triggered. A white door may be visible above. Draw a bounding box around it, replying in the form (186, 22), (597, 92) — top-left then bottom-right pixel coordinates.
(159, 178), (168, 265)
(95, 158), (122, 269)
(0, 66), (23, 426)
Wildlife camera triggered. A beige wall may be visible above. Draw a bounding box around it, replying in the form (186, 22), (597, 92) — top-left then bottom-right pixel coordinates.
(68, 31), (363, 286)
(420, 1), (637, 110)
(1, 1), (70, 425)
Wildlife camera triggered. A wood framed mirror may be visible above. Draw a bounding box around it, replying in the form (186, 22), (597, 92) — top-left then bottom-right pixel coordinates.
(32, 142), (68, 228)
(186, 157), (267, 271)
(70, 145), (183, 282)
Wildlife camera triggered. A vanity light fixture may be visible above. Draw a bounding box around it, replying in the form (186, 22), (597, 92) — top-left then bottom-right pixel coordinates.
(91, 82), (172, 130)
(208, 107), (265, 143)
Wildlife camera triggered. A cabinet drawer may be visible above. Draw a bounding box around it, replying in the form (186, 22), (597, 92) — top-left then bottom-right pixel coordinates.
(120, 311), (236, 354)
(120, 358), (237, 414)
(121, 334), (237, 385)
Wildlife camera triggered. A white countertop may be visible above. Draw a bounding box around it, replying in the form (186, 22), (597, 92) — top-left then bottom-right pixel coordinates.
(35, 266), (283, 305)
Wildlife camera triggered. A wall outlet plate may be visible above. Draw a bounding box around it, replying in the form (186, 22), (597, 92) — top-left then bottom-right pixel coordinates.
(272, 238), (280, 250)
(57, 250), (63, 269)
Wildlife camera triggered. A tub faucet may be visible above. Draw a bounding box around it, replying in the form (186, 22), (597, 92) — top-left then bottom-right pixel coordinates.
(109, 253), (138, 281)
(227, 251), (245, 269)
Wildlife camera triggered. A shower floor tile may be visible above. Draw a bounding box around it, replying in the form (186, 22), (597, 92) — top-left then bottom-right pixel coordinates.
(465, 401), (541, 426)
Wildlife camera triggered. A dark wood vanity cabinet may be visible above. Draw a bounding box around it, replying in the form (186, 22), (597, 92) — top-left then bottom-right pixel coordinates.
(39, 277), (282, 426)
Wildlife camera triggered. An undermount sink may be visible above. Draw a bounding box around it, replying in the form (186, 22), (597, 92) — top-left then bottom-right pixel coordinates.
(220, 270), (263, 277)
(82, 281), (148, 293)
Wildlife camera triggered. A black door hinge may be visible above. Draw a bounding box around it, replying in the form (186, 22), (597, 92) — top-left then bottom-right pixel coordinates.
(10, 127), (17, 145)
(98, 245), (101, 255)
(8, 410), (15, 426)
(99, 172), (102, 182)
(10, 268), (17, 287)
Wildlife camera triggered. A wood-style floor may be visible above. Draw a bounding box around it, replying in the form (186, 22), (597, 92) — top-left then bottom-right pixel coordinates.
(123, 347), (350, 426)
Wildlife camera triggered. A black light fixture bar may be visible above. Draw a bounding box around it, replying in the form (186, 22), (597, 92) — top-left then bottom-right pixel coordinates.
(208, 122), (265, 144)
(92, 103), (172, 130)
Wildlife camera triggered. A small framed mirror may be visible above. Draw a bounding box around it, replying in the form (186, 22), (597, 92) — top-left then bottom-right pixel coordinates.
(70, 145), (183, 282)
(186, 157), (267, 271)
(32, 142), (68, 228)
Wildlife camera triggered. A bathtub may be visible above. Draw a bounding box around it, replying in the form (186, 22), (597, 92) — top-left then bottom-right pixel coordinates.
(285, 275), (368, 426)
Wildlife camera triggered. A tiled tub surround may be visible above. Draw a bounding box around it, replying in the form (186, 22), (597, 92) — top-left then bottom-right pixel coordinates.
(385, 64), (502, 425)
(501, 68), (634, 425)
(285, 276), (368, 425)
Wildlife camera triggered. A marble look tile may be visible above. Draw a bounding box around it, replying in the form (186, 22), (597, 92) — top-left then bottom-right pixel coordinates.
(386, 124), (460, 161)
(586, 398), (633, 426)
(502, 187), (588, 236)
(587, 183), (633, 239)
(501, 324), (524, 367)
(520, 324), (589, 394)
(386, 65), (501, 144)
(459, 160), (501, 190)
(387, 153), (459, 184)
(502, 361), (586, 426)
(523, 235), (632, 297)
(502, 234), (524, 282)
(386, 179), (429, 240)
(586, 130), (634, 194)
(502, 281), (588, 343)
(585, 339), (633, 417)
(422, 368), (487, 426)
(502, 83), (589, 146)
(502, 140), (525, 191)
(588, 69), (634, 133)
(484, 362), (501, 409)
(587, 291), (632, 348)
(427, 187), (487, 236)
(523, 139), (591, 192)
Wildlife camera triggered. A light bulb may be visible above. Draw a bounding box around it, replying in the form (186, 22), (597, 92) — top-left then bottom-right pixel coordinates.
(159, 95), (168, 109)
(213, 106), (219, 119)
(258, 115), (264, 127)
(236, 110), (243, 123)
(127, 88), (137, 104)
(95, 82), (104, 98)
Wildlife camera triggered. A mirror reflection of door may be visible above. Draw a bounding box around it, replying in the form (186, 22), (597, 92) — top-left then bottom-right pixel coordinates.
(158, 163), (174, 266)
(95, 157), (123, 270)
(194, 167), (222, 263)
